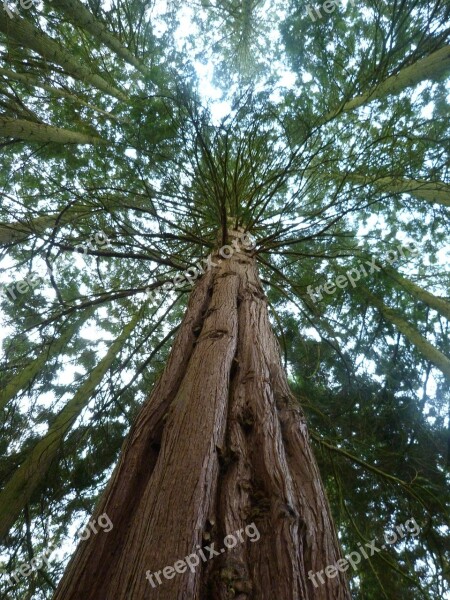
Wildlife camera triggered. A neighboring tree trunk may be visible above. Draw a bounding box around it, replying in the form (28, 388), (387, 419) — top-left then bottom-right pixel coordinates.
(53, 234), (350, 599)
(0, 68), (125, 122)
(49, 0), (149, 76)
(0, 193), (153, 245)
(0, 210), (96, 245)
(0, 306), (143, 541)
(0, 13), (128, 103)
(324, 44), (450, 121)
(341, 173), (450, 208)
(0, 310), (92, 412)
(0, 117), (106, 145)
(361, 285), (450, 379)
(382, 266), (450, 321)
(0, 214), (63, 245)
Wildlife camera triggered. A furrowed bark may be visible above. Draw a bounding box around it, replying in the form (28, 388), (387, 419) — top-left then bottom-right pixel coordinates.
(0, 13), (128, 102)
(210, 255), (348, 599)
(0, 117), (106, 145)
(0, 306), (143, 541)
(53, 267), (215, 599)
(262, 302), (348, 598)
(54, 241), (350, 599)
(361, 286), (450, 379)
(114, 262), (240, 599)
(0, 310), (93, 412)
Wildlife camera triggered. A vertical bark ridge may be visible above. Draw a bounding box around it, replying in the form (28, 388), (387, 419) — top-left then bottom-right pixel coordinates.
(206, 252), (349, 599)
(53, 268), (214, 600)
(109, 265), (240, 599)
(277, 404), (349, 599)
(238, 273), (303, 598)
(210, 323), (254, 599)
(260, 302), (349, 598)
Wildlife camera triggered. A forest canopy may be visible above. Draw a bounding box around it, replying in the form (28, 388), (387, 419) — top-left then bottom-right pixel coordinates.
(0, 0), (449, 598)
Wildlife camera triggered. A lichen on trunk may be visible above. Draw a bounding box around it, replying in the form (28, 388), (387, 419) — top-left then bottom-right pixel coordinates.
(53, 235), (350, 599)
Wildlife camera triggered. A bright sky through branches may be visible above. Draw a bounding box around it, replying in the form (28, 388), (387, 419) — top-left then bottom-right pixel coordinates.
(169, 0), (298, 122)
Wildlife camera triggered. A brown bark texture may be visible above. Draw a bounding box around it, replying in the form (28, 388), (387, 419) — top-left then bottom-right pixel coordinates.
(53, 239), (350, 600)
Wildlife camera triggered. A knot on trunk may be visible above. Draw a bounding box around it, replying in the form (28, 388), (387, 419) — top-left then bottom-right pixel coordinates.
(211, 558), (253, 599)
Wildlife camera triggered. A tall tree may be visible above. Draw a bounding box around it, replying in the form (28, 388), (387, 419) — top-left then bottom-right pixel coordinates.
(0, 0), (448, 598)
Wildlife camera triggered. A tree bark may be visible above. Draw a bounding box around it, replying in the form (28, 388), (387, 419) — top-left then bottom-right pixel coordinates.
(0, 210), (93, 245)
(324, 45), (450, 121)
(382, 266), (450, 321)
(361, 285), (450, 379)
(0, 195), (148, 246)
(341, 173), (450, 208)
(48, 0), (149, 76)
(0, 310), (92, 413)
(0, 117), (106, 145)
(0, 68), (125, 122)
(0, 13), (128, 103)
(53, 242), (350, 599)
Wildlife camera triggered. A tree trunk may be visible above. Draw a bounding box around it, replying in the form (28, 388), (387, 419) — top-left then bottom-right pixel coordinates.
(324, 44), (450, 121)
(0, 117), (106, 145)
(0, 305), (143, 541)
(0, 68), (125, 123)
(0, 311), (92, 413)
(382, 266), (450, 321)
(0, 194), (149, 246)
(341, 173), (450, 208)
(361, 285), (450, 379)
(0, 211), (93, 245)
(49, 0), (149, 76)
(53, 239), (350, 599)
(0, 13), (128, 103)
